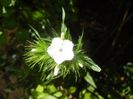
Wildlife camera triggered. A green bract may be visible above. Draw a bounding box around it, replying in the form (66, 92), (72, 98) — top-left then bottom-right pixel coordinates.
(24, 8), (101, 81)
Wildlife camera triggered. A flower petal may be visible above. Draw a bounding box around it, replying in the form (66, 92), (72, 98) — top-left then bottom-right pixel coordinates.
(47, 37), (74, 64)
(47, 37), (63, 61)
(62, 40), (74, 50)
(53, 54), (65, 64)
(51, 37), (63, 49)
(60, 50), (73, 60)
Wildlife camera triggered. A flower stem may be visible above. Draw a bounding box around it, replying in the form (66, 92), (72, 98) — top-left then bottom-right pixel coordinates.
(61, 32), (65, 39)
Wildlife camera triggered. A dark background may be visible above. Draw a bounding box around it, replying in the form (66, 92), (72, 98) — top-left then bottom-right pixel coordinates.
(76, 0), (133, 98)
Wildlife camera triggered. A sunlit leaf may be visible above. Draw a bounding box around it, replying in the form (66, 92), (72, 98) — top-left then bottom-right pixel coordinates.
(68, 86), (76, 94)
(37, 93), (57, 99)
(47, 84), (57, 93)
(60, 96), (68, 99)
(36, 85), (44, 93)
(83, 92), (91, 99)
(53, 91), (62, 97)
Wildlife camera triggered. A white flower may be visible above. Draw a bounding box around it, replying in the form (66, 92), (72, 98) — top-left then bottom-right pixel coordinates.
(47, 37), (74, 64)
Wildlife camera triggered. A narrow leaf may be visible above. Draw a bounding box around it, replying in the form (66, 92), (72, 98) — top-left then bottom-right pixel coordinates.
(84, 72), (96, 88)
(29, 24), (41, 39)
(85, 57), (101, 72)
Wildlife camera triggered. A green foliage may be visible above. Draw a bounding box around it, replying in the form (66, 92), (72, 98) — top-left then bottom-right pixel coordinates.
(1, 0), (132, 99)
(29, 83), (103, 99)
(79, 88), (104, 99)
(120, 62), (133, 99)
(124, 62), (133, 78)
(29, 84), (62, 99)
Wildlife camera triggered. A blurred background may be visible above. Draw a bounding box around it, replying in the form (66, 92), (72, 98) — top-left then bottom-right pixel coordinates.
(0, 0), (133, 99)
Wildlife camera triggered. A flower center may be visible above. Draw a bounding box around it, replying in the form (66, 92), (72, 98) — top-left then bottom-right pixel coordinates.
(59, 48), (63, 52)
